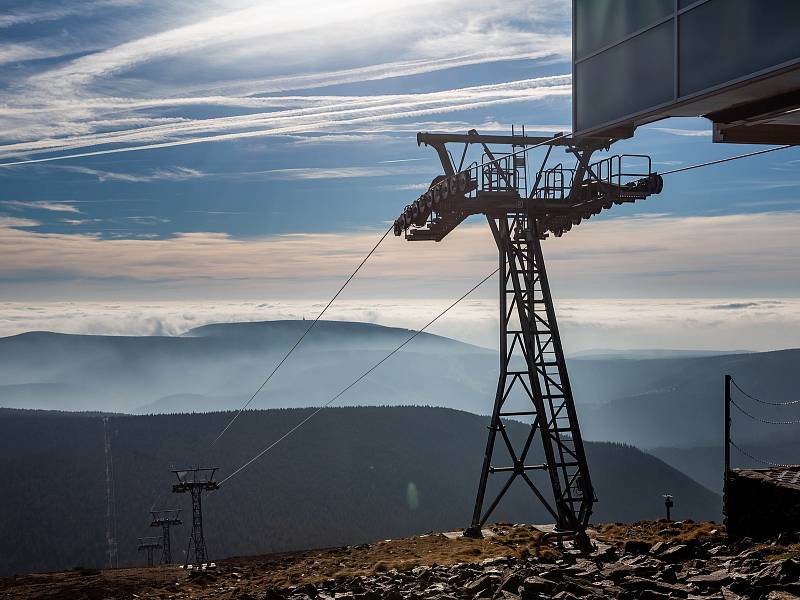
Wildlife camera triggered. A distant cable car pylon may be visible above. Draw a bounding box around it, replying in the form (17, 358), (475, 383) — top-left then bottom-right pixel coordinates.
(172, 467), (219, 567)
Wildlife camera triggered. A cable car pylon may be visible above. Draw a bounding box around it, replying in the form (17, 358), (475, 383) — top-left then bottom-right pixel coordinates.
(393, 128), (664, 545)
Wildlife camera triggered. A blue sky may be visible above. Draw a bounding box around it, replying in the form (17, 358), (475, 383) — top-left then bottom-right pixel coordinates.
(0, 0), (799, 350)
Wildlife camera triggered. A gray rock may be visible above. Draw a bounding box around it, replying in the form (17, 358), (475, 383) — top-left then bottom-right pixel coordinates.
(752, 558), (800, 587)
(660, 544), (692, 563)
(555, 576), (604, 598)
(600, 563), (643, 582)
(687, 569), (731, 588)
(650, 541), (669, 555)
(766, 591), (800, 600)
(623, 540), (652, 556)
(464, 574), (499, 594)
(521, 575), (556, 595)
(619, 576), (691, 597)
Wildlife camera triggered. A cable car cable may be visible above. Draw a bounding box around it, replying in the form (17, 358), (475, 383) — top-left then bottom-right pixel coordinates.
(218, 266), (500, 485)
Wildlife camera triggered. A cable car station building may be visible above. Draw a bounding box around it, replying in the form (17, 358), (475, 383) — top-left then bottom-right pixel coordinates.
(573, 0), (800, 145)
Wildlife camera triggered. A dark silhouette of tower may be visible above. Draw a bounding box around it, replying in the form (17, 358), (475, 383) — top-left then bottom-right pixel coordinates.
(137, 537), (162, 567)
(150, 509), (182, 565)
(392, 128), (663, 544)
(172, 467), (219, 566)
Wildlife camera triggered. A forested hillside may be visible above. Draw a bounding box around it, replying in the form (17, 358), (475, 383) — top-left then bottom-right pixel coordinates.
(0, 406), (719, 576)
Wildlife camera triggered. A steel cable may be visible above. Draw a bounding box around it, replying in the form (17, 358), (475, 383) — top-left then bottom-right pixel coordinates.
(207, 225), (393, 450)
(731, 378), (800, 406)
(730, 397), (800, 425)
(660, 145), (793, 176)
(218, 267), (500, 486)
(730, 439), (793, 468)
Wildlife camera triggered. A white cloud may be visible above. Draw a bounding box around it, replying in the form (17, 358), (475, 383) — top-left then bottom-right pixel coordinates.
(652, 127), (712, 137)
(0, 1), (144, 28)
(2, 297), (800, 353)
(382, 183), (431, 191)
(0, 216), (40, 228)
(0, 76), (572, 164)
(0, 42), (78, 65)
(1, 212), (800, 302)
(62, 165), (206, 182)
(2, 200), (81, 213)
(0, 0), (572, 170)
(263, 166), (421, 180)
(25, 0), (467, 92)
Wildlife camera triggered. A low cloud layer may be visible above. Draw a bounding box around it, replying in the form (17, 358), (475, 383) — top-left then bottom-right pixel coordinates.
(2, 297), (799, 353)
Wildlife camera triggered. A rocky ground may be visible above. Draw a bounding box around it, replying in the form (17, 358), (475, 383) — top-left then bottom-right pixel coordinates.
(2, 521), (799, 600)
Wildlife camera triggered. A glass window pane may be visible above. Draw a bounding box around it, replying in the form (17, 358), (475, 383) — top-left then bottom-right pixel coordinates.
(679, 0), (800, 96)
(576, 21), (674, 132)
(576, 0), (674, 58)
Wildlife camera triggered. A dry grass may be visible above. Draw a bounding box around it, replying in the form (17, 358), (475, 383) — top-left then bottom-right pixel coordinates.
(754, 543), (800, 562)
(593, 520), (725, 548)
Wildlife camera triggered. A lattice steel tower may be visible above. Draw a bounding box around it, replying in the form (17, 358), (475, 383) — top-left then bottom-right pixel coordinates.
(150, 509), (182, 565)
(392, 128), (663, 543)
(172, 467), (219, 566)
(137, 536), (162, 567)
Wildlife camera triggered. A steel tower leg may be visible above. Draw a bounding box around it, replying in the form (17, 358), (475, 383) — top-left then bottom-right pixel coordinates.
(465, 214), (595, 539)
(161, 523), (172, 565)
(186, 488), (208, 566)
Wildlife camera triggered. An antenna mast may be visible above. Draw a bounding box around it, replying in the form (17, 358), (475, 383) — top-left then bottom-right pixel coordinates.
(102, 417), (118, 569)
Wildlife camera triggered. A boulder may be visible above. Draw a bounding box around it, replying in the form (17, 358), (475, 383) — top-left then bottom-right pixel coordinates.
(660, 544), (692, 563)
(623, 540), (652, 556)
(687, 569), (731, 588)
(521, 575), (556, 596)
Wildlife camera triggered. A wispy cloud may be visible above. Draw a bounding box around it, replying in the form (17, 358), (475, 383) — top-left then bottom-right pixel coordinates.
(0, 216), (40, 228)
(264, 166), (421, 180)
(382, 183), (431, 191)
(379, 158), (430, 164)
(0, 1), (140, 29)
(62, 165), (206, 182)
(2, 200), (81, 214)
(652, 127), (712, 138)
(0, 76), (572, 165)
(0, 41), (82, 66)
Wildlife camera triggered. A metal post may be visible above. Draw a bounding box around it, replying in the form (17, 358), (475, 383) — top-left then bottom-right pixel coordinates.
(723, 374), (731, 519)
